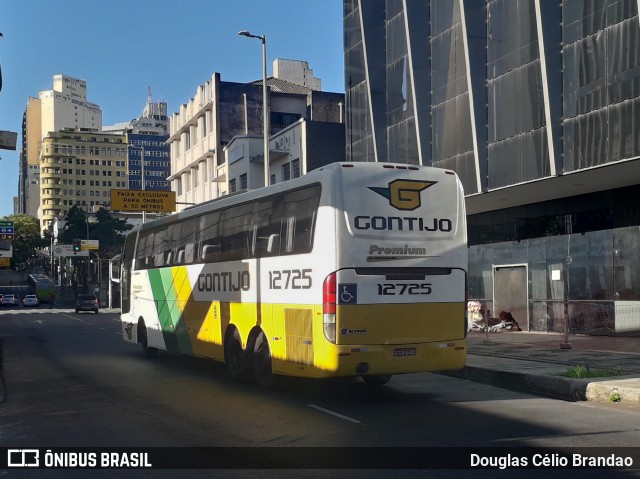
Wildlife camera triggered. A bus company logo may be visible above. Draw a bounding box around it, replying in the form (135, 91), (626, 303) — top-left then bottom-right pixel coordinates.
(368, 180), (437, 211)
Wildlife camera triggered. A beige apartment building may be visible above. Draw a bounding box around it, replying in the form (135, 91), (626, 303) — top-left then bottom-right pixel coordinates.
(19, 97), (43, 216)
(40, 129), (128, 234)
(19, 74), (103, 218)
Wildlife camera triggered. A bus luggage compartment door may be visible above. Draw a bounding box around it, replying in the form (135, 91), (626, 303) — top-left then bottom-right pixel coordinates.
(334, 267), (466, 346)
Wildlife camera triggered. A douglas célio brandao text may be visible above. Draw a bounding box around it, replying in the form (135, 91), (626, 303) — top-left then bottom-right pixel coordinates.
(470, 453), (634, 469)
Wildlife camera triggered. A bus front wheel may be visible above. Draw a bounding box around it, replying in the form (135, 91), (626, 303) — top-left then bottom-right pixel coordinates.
(252, 331), (274, 388)
(139, 320), (158, 358)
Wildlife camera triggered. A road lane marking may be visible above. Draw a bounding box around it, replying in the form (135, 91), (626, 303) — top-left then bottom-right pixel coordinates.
(61, 313), (122, 335)
(62, 313), (89, 323)
(307, 404), (361, 424)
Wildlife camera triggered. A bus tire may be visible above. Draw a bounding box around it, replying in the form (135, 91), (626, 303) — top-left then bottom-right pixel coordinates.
(224, 328), (250, 382)
(139, 320), (158, 358)
(252, 331), (275, 388)
(362, 374), (392, 386)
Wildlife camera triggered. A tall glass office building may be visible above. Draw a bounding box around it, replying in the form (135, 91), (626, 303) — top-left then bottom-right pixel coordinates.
(344, 0), (640, 334)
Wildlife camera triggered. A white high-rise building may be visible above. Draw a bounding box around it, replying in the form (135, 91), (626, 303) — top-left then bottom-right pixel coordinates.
(39, 75), (102, 138)
(272, 59), (322, 91)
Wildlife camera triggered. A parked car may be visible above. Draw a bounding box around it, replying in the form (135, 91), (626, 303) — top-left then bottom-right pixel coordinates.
(75, 294), (99, 314)
(1, 294), (20, 306)
(22, 294), (39, 307)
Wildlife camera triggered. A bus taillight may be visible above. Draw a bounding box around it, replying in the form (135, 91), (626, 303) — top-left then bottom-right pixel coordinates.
(323, 273), (337, 344)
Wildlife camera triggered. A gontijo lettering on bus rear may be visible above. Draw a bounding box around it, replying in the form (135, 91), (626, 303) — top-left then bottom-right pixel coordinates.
(354, 178), (453, 232)
(354, 216), (452, 232)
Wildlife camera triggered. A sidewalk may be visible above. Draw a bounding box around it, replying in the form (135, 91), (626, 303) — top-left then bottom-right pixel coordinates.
(446, 331), (640, 406)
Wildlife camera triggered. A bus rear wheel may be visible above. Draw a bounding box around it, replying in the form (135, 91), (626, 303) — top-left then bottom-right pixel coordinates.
(252, 331), (275, 388)
(139, 320), (158, 358)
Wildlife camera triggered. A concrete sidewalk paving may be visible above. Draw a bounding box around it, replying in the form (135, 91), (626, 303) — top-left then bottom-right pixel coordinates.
(444, 331), (640, 407)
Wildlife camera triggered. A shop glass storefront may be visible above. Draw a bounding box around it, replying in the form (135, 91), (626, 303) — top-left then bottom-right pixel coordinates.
(468, 185), (640, 334)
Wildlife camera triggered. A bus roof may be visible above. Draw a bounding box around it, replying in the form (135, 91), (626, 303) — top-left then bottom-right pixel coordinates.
(131, 162), (460, 235)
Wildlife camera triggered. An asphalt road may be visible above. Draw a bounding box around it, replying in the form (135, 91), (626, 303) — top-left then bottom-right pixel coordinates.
(1, 308), (639, 479)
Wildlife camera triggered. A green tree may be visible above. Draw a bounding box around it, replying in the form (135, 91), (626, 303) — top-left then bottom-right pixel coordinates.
(59, 206), (132, 255)
(58, 206), (132, 294)
(91, 207), (132, 256)
(0, 214), (46, 268)
(58, 206), (89, 244)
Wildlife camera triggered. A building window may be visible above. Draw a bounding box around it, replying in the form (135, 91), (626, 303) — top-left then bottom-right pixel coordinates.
(282, 163), (291, 181)
(270, 174), (276, 185)
(240, 173), (247, 190)
(292, 159), (300, 178)
(230, 178), (237, 193)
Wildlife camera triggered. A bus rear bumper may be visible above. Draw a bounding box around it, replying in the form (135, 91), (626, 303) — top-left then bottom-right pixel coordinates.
(276, 339), (467, 379)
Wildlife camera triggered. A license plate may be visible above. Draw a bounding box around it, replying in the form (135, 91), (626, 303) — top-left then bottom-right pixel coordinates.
(394, 347), (416, 357)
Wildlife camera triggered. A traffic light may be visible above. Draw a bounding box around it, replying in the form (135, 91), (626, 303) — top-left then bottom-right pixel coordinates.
(72, 239), (81, 252)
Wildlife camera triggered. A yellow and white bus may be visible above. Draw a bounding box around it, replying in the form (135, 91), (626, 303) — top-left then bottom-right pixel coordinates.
(120, 162), (468, 385)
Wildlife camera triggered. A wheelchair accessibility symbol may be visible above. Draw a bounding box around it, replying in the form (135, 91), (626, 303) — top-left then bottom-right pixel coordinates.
(338, 283), (357, 304)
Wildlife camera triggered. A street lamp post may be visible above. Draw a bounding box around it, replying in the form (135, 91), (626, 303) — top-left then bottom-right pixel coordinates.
(128, 143), (146, 223)
(238, 30), (269, 187)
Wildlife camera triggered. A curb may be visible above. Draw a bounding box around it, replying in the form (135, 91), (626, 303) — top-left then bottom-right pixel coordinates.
(585, 378), (640, 405)
(442, 366), (590, 402)
(444, 366), (640, 406)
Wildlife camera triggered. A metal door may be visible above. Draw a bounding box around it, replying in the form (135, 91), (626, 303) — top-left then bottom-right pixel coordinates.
(493, 265), (528, 331)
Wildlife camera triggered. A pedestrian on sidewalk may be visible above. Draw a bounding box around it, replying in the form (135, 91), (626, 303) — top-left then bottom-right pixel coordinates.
(49, 290), (56, 309)
(490, 311), (521, 332)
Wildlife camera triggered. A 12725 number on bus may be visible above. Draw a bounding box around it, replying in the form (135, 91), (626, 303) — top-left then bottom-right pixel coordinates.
(269, 269), (312, 289)
(377, 283), (432, 295)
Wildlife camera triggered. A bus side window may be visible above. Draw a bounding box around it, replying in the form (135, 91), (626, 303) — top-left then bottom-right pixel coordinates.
(267, 234), (280, 254)
(202, 244), (221, 262)
(153, 228), (169, 267)
(219, 203), (253, 262)
(184, 243), (195, 264)
(154, 251), (166, 268)
(280, 185), (320, 255)
(283, 216), (296, 253)
(253, 197), (281, 257)
(169, 218), (196, 266)
(136, 230), (154, 270)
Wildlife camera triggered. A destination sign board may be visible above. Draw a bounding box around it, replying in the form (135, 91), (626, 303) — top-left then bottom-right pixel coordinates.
(110, 189), (176, 212)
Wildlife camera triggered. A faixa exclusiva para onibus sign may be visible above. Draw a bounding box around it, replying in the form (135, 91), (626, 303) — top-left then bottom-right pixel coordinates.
(110, 189), (176, 212)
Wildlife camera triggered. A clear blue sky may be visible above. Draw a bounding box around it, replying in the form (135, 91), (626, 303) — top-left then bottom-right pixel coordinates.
(0, 0), (344, 218)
